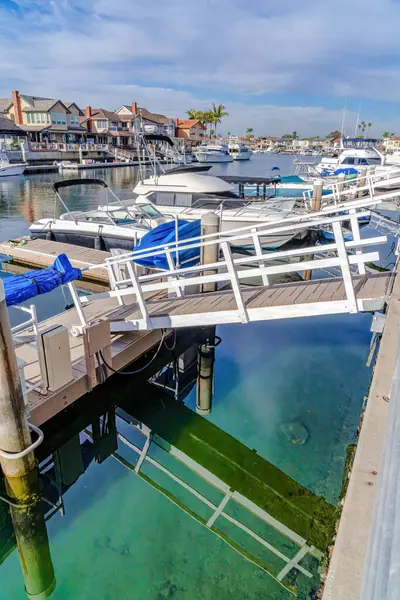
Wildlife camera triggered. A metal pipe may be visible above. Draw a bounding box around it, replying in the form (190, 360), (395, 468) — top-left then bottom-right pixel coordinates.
(196, 327), (216, 416)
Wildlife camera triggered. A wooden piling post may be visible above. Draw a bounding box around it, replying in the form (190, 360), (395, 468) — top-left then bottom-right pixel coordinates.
(0, 280), (55, 599)
(200, 212), (220, 293)
(196, 327), (216, 416)
(303, 179), (323, 281)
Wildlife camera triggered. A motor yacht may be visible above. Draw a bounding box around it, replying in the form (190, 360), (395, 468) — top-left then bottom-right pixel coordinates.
(195, 142), (233, 163)
(228, 142), (253, 161)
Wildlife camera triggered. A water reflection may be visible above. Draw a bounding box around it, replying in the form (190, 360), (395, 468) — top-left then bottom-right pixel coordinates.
(0, 326), (346, 599)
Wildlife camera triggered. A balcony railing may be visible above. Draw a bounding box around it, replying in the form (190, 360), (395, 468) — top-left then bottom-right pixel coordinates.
(28, 142), (110, 152)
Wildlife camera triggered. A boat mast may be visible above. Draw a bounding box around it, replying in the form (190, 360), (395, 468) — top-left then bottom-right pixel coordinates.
(353, 102), (361, 138)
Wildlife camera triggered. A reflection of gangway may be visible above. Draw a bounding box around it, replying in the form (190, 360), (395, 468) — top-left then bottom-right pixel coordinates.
(85, 396), (335, 596)
(68, 198), (390, 335)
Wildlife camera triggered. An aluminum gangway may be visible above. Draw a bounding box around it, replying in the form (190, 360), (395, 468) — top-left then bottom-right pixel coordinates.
(65, 198), (390, 336)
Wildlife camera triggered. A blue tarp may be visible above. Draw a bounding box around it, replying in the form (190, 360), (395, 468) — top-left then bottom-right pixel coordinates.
(334, 167), (359, 176)
(132, 219), (201, 270)
(4, 254), (82, 307)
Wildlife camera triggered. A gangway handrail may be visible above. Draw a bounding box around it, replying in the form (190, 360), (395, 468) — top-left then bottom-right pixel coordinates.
(83, 198), (383, 272)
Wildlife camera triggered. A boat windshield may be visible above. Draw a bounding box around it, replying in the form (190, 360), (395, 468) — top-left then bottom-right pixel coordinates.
(342, 138), (379, 149)
(137, 203), (164, 219)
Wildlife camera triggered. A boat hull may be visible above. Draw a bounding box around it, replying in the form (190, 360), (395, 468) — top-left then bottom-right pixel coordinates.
(232, 152), (252, 161)
(195, 153), (233, 163)
(0, 164), (25, 177)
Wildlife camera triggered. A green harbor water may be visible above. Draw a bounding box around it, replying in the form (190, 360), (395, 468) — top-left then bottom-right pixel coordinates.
(0, 157), (379, 599)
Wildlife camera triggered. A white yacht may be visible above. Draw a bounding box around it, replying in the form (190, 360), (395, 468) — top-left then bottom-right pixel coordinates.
(29, 179), (167, 252)
(0, 152), (26, 177)
(133, 193), (307, 250)
(195, 142), (233, 163)
(228, 142), (253, 161)
(317, 138), (400, 177)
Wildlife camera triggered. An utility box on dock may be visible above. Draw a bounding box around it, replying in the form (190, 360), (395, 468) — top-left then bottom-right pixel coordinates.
(39, 325), (73, 392)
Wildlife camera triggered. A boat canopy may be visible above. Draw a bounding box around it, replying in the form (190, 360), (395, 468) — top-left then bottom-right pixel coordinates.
(4, 254), (81, 307)
(53, 179), (109, 193)
(132, 219), (201, 270)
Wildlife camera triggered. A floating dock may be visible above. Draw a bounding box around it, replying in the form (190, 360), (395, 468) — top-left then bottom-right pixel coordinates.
(59, 161), (138, 170)
(0, 238), (111, 286)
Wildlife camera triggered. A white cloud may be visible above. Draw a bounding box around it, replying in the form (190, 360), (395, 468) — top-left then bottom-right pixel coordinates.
(1, 0), (400, 135)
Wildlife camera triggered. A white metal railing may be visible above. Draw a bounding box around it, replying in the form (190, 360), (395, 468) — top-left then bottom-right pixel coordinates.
(303, 169), (400, 206)
(11, 304), (44, 397)
(65, 198), (387, 334)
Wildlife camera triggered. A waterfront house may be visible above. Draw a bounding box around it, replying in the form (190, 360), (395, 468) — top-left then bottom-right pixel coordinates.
(0, 91), (87, 144)
(83, 106), (134, 147)
(115, 102), (176, 138)
(0, 115), (27, 147)
(175, 119), (206, 146)
(382, 137), (400, 153)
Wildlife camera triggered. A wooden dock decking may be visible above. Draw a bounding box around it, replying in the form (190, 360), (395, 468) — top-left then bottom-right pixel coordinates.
(0, 238), (111, 284)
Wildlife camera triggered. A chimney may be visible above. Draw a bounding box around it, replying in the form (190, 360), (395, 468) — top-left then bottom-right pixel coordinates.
(85, 106), (92, 132)
(12, 90), (22, 125)
(131, 101), (137, 115)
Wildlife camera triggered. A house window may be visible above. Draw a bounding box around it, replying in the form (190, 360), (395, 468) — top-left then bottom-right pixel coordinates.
(70, 115), (80, 126)
(27, 113), (50, 124)
(96, 120), (108, 129)
(51, 112), (67, 125)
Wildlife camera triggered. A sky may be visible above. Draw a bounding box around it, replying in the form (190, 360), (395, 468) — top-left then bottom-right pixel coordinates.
(1, 0), (400, 137)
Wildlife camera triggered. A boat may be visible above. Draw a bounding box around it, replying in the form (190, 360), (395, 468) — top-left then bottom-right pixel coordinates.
(195, 142), (233, 163)
(228, 142), (253, 161)
(316, 138), (400, 182)
(29, 179), (169, 252)
(133, 193), (308, 250)
(0, 152), (26, 177)
(133, 170), (239, 197)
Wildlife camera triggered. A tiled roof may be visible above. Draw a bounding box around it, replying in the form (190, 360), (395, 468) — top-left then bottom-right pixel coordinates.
(90, 108), (119, 121)
(136, 107), (171, 125)
(0, 115), (27, 134)
(176, 119), (205, 129)
(20, 95), (69, 113)
(0, 98), (12, 113)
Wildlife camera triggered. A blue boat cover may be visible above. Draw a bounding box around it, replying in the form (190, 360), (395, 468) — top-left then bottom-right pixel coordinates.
(132, 219), (201, 270)
(4, 254), (82, 307)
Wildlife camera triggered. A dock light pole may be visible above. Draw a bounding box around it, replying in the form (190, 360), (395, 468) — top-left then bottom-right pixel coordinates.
(303, 179), (323, 281)
(200, 212), (220, 293)
(0, 279), (55, 599)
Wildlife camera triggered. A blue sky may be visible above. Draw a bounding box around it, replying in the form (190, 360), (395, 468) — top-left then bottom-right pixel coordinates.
(1, 0), (400, 136)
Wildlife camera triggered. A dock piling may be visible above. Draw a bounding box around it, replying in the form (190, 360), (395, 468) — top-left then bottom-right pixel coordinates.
(196, 327), (216, 415)
(304, 179), (323, 281)
(200, 213), (220, 293)
(0, 279), (55, 599)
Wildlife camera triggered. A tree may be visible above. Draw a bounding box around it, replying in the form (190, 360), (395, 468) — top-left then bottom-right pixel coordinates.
(202, 111), (214, 137)
(367, 122), (372, 135)
(245, 127), (254, 138)
(328, 130), (342, 139)
(209, 129), (215, 138)
(291, 131), (298, 140)
(211, 103), (229, 135)
(282, 133), (293, 139)
(186, 108), (204, 121)
(383, 131), (395, 138)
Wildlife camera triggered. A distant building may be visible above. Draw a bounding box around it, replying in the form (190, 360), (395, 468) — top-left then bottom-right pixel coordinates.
(0, 91), (87, 143)
(382, 137), (400, 152)
(83, 106), (132, 147)
(175, 119), (206, 145)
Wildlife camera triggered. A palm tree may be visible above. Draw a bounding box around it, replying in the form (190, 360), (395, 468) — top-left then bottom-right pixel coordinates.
(367, 122), (372, 136)
(186, 108), (203, 121)
(211, 103), (229, 135)
(383, 131), (395, 138)
(292, 131), (298, 140)
(202, 111), (214, 137)
(245, 127), (254, 138)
